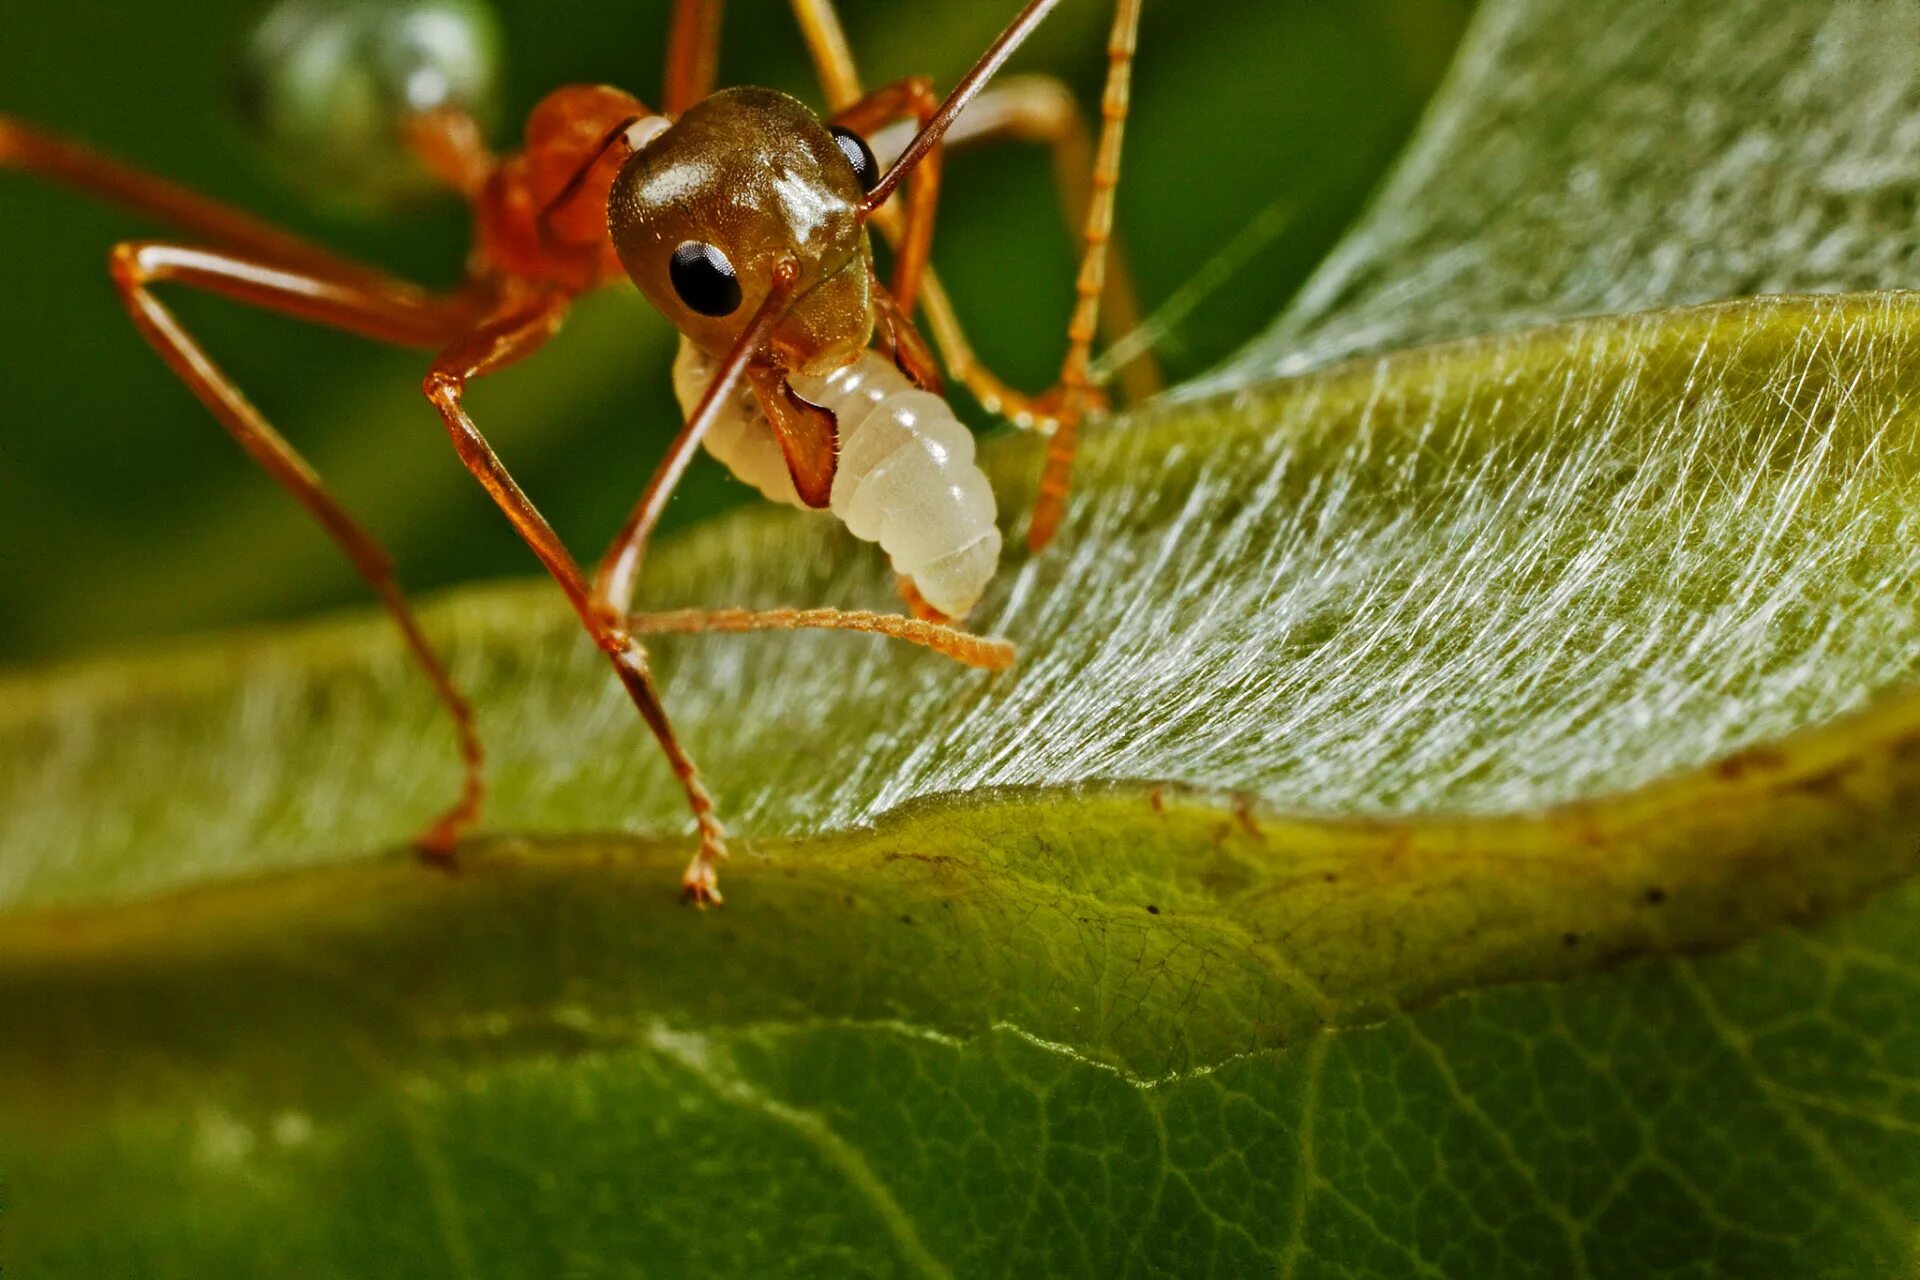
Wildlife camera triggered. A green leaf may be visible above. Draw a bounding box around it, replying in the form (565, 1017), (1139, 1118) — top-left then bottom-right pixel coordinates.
(1201, 0), (1920, 386)
(11, 0), (1920, 1277)
(10, 289), (1920, 1274)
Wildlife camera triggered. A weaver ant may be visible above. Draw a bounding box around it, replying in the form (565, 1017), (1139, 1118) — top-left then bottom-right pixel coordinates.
(0, 0), (1154, 903)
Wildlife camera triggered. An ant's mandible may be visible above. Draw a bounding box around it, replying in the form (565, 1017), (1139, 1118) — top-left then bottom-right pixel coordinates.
(0, 0), (1155, 903)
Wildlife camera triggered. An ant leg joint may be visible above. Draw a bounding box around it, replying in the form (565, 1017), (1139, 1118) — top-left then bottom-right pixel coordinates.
(422, 368), (462, 404)
(589, 597), (631, 637)
(681, 808), (730, 908)
(107, 240), (147, 289)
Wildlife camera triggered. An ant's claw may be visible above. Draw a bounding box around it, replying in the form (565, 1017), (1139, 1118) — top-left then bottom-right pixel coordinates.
(412, 801), (479, 872)
(680, 876), (725, 908)
(680, 844), (726, 907)
(412, 835), (462, 874)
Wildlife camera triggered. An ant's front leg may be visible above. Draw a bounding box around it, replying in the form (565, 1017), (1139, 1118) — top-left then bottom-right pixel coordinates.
(424, 295), (734, 904)
(627, 606), (1015, 671)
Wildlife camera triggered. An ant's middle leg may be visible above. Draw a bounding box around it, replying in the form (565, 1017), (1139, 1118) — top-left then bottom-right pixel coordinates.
(1026, 0), (1144, 549)
(106, 240), (491, 858)
(919, 0), (1145, 550)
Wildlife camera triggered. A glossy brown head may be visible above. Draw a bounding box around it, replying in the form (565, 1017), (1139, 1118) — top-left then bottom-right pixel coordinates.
(607, 86), (877, 375)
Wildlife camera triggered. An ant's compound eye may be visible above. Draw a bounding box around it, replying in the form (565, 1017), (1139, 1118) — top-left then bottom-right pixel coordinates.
(232, 0), (503, 213)
(829, 126), (879, 194)
(669, 242), (744, 317)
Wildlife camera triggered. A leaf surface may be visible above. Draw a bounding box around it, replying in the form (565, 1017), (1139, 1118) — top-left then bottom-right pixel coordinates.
(9, 292), (1920, 1275)
(11, 0), (1920, 1274)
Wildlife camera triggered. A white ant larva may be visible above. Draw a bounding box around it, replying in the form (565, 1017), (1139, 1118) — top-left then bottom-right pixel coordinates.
(673, 338), (1001, 619)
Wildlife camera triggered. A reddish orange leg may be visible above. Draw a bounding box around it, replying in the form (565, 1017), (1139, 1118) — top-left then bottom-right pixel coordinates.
(103, 240), (490, 860)
(425, 295), (737, 904)
(590, 272), (798, 624)
(662, 0), (727, 116)
(831, 77), (943, 313)
(787, 1), (1157, 406)
(1025, 0), (1142, 551)
(628, 607), (1014, 670)
(0, 115), (407, 285)
(897, 75), (1161, 411)
(785, 1), (1152, 549)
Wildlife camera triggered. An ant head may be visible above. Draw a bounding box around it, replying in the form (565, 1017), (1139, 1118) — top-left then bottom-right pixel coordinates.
(608, 87), (878, 374)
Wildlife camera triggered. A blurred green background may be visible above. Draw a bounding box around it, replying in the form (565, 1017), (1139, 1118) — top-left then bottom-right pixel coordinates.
(0, 0), (1471, 662)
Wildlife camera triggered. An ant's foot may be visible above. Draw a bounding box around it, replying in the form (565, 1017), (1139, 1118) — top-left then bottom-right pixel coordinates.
(411, 830), (462, 873)
(681, 861), (724, 908)
(680, 833), (727, 907)
(411, 798), (478, 872)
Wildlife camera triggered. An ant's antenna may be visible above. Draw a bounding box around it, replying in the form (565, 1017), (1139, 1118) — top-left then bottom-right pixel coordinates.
(858, 0), (1062, 213)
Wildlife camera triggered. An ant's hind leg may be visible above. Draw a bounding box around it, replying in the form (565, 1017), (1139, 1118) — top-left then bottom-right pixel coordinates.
(2, 112), (498, 264)
(2, 116), (398, 284)
(422, 298), (732, 904)
(1020, 0), (1143, 551)
(105, 240), (490, 860)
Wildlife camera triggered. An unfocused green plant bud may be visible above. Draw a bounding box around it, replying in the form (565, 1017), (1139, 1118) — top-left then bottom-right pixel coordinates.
(231, 0), (502, 214)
